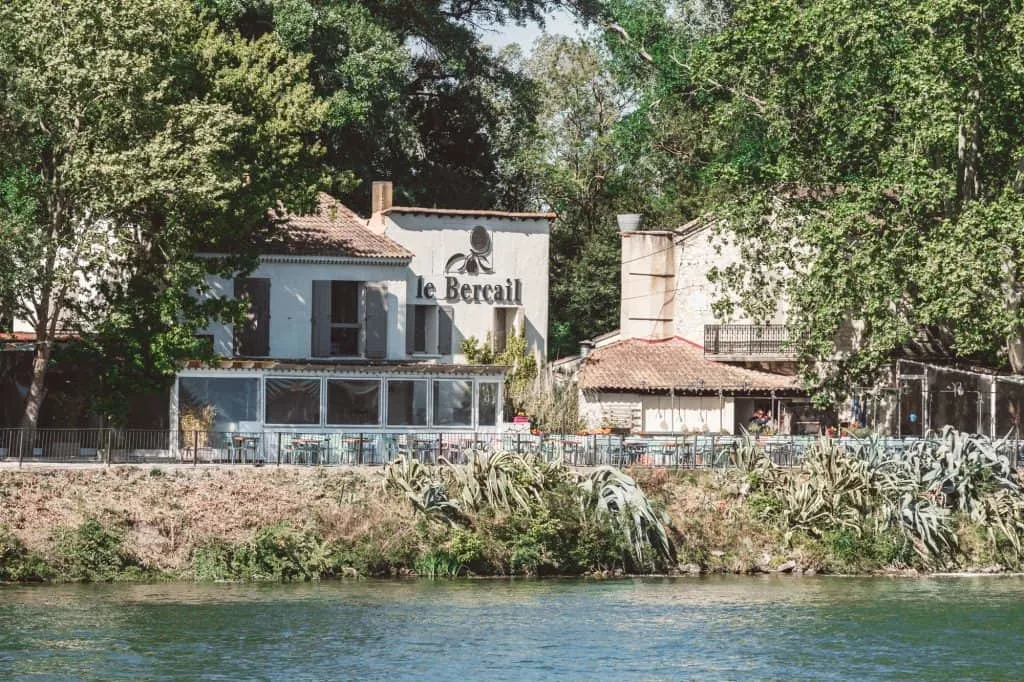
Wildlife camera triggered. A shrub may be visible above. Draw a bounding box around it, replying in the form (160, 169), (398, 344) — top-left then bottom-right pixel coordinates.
(55, 519), (142, 582)
(0, 527), (51, 582)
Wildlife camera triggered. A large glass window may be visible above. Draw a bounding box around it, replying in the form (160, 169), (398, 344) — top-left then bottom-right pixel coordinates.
(265, 378), (321, 425)
(433, 380), (473, 427)
(478, 382), (499, 427)
(387, 380), (428, 426)
(178, 377), (259, 431)
(327, 379), (380, 425)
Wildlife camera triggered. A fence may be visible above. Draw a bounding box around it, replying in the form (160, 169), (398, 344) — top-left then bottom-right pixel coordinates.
(2, 427), (1024, 469)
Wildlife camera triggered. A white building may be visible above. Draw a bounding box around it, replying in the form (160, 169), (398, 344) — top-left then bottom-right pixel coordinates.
(174, 182), (552, 443)
(572, 217), (818, 435)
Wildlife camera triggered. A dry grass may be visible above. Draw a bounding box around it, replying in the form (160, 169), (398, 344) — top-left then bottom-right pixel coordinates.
(0, 466), (396, 573)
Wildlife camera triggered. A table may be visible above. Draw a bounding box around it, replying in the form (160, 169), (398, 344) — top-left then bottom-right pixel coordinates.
(229, 435), (262, 464)
(287, 437), (329, 465)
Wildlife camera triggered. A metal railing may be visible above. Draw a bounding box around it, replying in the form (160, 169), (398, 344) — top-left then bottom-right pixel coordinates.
(2, 428), (1023, 470)
(703, 324), (794, 358)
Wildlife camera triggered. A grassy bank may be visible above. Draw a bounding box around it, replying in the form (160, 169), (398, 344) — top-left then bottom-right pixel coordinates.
(1, 429), (1021, 582)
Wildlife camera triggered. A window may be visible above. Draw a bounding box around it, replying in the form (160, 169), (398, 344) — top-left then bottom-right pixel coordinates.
(327, 379), (380, 425)
(387, 380), (428, 426)
(478, 382), (499, 427)
(234, 278), (271, 356)
(433, 380), (472, 427)
(407, 305), (453, 356)
(312, 280), (361, 357)
(493, 307), (518, 353)
(178, 377), (259, 431)
(413, 305), (433, 353)
(265, 378), (321, 425)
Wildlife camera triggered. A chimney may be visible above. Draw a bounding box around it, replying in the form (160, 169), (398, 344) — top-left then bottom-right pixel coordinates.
(579, 340), (595, 358)
(620, 216), (677, 340)
(371, 181), (393, 215)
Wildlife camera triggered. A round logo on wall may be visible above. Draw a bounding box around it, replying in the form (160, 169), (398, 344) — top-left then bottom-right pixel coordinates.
(445, 225), (494, 275)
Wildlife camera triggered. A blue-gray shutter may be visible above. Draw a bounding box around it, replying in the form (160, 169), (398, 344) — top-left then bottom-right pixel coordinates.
(438, 306), (454, 355)
(406, 304), (415, 356)
(365, 283), (388, 359)
(311, 280), (331, 357)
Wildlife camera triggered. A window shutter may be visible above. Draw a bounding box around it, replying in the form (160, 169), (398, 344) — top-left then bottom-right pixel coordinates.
(438, 306), (454, 355)
(405, 304), (416, 356)
(311, 280), (331, 357)
(365, 282), (388, 359)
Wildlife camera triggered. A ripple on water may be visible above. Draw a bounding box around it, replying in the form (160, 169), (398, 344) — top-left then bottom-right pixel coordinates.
(1, 577), (1024, 680)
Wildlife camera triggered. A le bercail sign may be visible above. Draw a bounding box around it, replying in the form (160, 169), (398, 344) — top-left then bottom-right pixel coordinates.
(414, 226), (523, 305)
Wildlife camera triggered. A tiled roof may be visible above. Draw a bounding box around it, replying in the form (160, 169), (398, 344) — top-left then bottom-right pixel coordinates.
(263, 193), (412, 260)
(578, 337), (803, 394)
(383, 206), (556, 221)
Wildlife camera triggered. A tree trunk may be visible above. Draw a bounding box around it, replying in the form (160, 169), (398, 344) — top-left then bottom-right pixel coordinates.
(19, 337), (51, 460)
(1008, 333), (1024, 374)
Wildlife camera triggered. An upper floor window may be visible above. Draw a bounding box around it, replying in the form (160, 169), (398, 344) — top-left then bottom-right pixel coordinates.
(407, 304), (453, 356)
(312, 280), (389, 359)
(493, 307), (518, 353)
(234, 278), (271, 357)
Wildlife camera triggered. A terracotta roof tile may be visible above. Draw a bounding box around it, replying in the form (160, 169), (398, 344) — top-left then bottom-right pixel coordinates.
(578, 337), (802, 394)
(263, 193), (412, 260)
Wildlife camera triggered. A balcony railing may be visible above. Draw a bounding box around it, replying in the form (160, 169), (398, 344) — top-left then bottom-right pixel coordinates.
(703, 324), (794, 359)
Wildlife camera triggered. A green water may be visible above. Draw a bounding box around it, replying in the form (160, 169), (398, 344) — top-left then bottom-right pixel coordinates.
(1, 576), (1022, 680)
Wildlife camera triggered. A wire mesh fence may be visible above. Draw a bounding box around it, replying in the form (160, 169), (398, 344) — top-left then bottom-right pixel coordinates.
(2, 427), (1023, 470)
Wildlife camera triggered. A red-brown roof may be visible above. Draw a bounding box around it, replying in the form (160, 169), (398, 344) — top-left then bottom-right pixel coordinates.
(383, 206), (556, 221)
(578, 337), (803, 394)
(263, 194), (412, 260)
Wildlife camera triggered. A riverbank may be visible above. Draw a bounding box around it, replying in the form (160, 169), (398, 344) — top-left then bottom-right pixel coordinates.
(0, 458), (1017, 582)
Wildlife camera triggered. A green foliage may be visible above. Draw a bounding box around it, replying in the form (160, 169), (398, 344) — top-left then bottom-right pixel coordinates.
(193, 523), (331, 582)
(0, 0), (325, 425)
(54, 519), (142, 582)
(461, 331), (539, 420)
(383, 451), (676, 574)
(605, 0), (1024, 397)
(0, 527), (50, 582)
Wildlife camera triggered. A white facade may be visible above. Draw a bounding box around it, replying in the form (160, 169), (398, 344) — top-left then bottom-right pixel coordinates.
(180, 188), (551, 435)
(578, 390), (737, 434)
(202, 259), (408, 360)
(199, 211), (549, 364)
(373, 209), (550, 362)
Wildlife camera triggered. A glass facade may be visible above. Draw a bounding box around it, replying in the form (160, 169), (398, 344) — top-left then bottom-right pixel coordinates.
(477, 382), (499, 427)
(178, 377), (259, 431)
(265, 378), (321, 425)
(386, 380), (428, 426)
(433, 379), (473, 427)
(327, 379), (381, 425)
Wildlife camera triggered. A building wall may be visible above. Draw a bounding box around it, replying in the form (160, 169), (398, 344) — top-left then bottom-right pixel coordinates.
(579, 389), (738, 434)
(201, 261), (408, 360)
(642, 395), (735, 434)
(380, 213), (550, 362)
(619, 232), (676, 340)
(672, 229), (789, 347)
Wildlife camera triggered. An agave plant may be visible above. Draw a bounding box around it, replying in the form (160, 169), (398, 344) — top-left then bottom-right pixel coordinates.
(577, 467), (676, 568)
(440, 450), (549, 515)
(383, 456), (464, 526)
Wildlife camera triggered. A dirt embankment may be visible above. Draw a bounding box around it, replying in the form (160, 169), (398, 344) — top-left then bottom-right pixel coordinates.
(0, 466), (396, 574)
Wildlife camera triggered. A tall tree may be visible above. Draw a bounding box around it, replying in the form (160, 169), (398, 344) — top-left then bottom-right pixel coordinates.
(605, 0), (1024, 403)
(204, 0), (598, 211)
(0, 0), (324, 428)
(523, 36), (636, 356)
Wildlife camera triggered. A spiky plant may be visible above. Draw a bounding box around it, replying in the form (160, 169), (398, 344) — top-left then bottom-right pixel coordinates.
(577, 467), (676, 569)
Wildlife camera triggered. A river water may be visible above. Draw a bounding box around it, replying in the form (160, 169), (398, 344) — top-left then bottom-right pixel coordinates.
(1, 576), (1022, 680)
